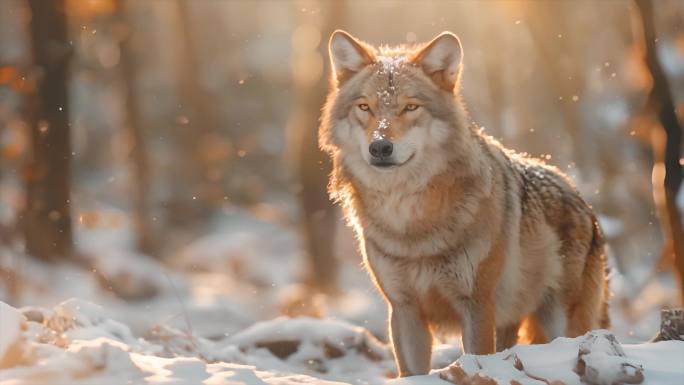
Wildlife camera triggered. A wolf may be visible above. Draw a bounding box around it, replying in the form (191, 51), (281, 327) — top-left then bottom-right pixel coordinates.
(318, 30), (610, 377)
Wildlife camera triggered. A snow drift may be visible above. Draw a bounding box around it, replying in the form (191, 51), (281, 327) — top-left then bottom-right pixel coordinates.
(1, 299), (683, 385)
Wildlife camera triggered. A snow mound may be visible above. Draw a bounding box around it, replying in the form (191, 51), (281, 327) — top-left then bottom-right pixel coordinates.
(1, 300), (394, 384)
(90, 249), (169, 301)
(173, 211), (300, 288)
(225, 316), (396, 381)
(429, 331), (684, 385)
(2, 299), (683, 385)
(0, 301), (25, 368)
(42, 298), (148, 350)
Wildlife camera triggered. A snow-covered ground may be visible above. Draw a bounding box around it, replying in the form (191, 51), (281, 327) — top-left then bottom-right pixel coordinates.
(1, 207), (683, 384)
(2, 299), (683, 385)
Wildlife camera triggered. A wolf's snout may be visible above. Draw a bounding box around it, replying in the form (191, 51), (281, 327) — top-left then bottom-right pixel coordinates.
(369, 139), (393, 159)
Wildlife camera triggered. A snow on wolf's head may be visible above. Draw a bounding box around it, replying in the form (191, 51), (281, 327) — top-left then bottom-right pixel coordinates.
(320, 30), (475, 191)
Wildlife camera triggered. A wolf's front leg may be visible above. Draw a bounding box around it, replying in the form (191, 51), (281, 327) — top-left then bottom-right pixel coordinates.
(389, 302), (432, 376)
(460, 237), (504, 354)
(461, 299), (496, 354)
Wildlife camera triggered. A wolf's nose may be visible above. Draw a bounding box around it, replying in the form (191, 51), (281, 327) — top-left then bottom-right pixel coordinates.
(369, 139), (393, 158)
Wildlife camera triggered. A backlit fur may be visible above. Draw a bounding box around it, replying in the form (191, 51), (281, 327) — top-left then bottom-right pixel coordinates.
(319, 30), (609, 377)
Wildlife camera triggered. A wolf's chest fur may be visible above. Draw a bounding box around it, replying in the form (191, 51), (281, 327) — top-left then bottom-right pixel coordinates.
(365, 187), (425, 234)
(354, 170), (489, 259)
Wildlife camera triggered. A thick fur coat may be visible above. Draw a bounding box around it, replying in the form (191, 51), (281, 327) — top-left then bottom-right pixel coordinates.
(318, 30), (609, 377)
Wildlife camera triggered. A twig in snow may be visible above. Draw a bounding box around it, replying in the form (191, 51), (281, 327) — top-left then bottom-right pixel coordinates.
(162, 271), (199, 353)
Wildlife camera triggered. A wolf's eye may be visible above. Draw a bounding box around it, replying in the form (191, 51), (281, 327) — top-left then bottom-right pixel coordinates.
(404, 104), (419, 112)
(358, 103), (370, 112)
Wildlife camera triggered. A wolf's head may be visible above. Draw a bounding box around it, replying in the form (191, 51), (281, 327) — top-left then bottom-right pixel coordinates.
(320, 31), (477, 191)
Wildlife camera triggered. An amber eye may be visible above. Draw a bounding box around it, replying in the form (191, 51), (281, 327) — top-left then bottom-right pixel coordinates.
(358, 103), (370, 112)
(404, 104), (419, 112)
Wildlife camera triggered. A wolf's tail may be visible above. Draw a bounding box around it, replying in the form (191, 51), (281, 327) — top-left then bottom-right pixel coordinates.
(568, 217), (610, 335)
(591, 218), (611, 329)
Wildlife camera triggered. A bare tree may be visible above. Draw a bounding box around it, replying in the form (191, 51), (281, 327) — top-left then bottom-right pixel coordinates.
(165, 0), (215, 227)
(287, 0), (347, 293)
(636, 0), (684, 304)
(115, 0), (157, 256)
(24, 0), (73, 261)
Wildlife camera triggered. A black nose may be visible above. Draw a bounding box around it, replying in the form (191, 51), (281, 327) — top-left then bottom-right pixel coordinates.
(369, 139), (393, 158)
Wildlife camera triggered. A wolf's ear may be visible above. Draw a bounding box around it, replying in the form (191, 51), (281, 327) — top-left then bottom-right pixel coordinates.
(329, 30), (374, 85)
(412, 32), (463, 92)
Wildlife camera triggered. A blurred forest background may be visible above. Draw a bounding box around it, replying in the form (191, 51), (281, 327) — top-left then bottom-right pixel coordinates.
(0, 0), (683, 343)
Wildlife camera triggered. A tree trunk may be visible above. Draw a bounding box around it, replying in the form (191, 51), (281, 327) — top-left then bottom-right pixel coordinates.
(24, 0), (73, 261)
(115, 0), (157, 256)
(287, 0), (347, 294)
(652, 308), (684, 341)
(525, 2), (587, 172)
(636, 0), (684, 305)
(165, 0), (214, 227)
